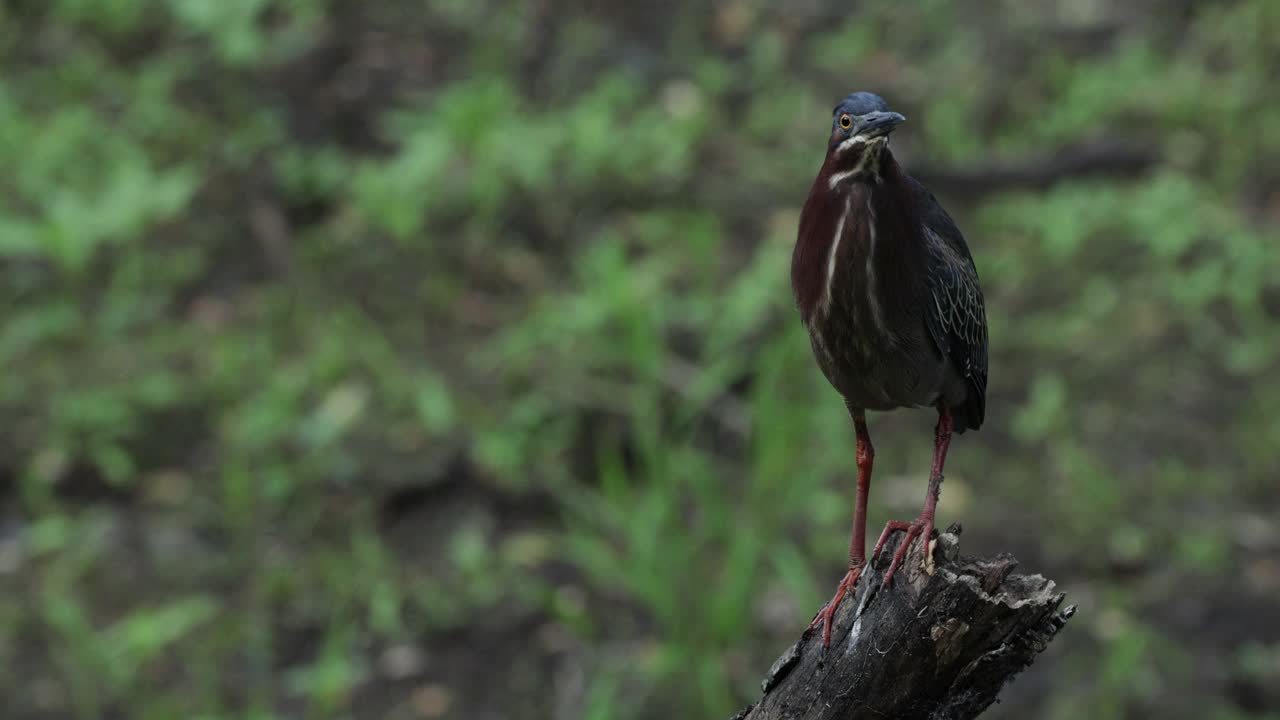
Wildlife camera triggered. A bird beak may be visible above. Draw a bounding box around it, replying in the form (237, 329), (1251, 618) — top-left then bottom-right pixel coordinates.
(855, 111), (906, 138)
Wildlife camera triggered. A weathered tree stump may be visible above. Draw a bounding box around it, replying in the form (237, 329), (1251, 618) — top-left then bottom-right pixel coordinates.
(735, 524), (1074, 720)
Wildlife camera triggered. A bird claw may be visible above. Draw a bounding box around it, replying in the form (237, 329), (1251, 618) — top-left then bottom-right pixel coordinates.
(873, 516), (935, 588)
(808, 563), (865, 647)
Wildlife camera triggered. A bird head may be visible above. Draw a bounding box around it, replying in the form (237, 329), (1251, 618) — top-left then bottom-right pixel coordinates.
(825, 92), (905, 179)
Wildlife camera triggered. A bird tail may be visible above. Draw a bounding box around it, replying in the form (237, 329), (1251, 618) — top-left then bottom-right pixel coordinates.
(952, 385), (985, 434)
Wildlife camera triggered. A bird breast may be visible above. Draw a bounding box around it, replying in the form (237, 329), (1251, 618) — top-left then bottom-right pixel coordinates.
(796, 184), (884, 334)
(795, 181), (938, 409)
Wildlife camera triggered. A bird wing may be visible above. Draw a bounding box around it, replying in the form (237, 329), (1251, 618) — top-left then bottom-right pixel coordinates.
(913, 181), (988, 427)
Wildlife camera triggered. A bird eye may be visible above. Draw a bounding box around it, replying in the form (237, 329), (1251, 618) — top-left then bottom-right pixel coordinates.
(839, 114), (853, 130)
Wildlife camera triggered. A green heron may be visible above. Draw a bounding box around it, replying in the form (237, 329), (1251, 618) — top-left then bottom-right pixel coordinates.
(792, 92), (988, 647)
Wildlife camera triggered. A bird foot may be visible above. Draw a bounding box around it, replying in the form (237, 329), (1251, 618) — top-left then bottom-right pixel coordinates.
(808, 562), (865, 647)
(873, 516), (935, 587)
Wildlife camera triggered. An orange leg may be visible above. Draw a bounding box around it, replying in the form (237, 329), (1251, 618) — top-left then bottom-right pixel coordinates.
(875, 406), (953, 586)
(809, 413), (873, 647)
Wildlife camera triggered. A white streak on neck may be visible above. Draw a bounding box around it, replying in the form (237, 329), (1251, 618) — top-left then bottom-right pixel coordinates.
(827, 168), (857, 189)
(865, 197), (885, 332)
(836, 135), (867, 153)
(828, 137), (886, 189)
(821, 199), (850, 316)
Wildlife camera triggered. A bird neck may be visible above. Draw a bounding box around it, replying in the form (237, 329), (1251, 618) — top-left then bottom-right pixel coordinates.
(792, 149), (917, 324)
(825, 137), (893, 187)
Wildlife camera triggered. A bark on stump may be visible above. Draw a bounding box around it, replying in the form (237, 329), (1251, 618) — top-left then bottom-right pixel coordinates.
(735, 524), (1074, 720)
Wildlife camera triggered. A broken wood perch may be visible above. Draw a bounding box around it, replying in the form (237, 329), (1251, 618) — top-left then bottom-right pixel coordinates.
(735, 525), (1074, 720)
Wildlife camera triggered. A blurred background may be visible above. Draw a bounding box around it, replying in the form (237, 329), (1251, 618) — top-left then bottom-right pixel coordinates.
(1, 1), (1278, 718)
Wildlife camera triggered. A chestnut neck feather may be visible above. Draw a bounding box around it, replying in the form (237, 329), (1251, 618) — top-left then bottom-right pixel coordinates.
(792, 145), (926, 326)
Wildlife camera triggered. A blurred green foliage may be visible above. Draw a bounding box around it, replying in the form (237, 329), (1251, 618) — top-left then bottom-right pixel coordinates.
(1, 1), (1278, 718)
